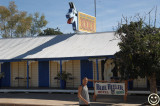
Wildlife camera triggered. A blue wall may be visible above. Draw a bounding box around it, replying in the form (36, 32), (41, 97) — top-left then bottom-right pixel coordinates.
(38, 61), (49, 87)
(1, 62), (10, 87)
(80, 60), (93, 88)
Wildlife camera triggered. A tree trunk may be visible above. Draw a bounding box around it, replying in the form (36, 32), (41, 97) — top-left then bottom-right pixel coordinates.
(149, 72), (157, 93)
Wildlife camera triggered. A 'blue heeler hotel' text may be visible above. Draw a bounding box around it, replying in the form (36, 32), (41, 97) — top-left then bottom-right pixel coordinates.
(96, 83), (124, 91)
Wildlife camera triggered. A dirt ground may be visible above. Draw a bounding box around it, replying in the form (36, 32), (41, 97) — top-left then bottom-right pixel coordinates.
(0, 93), (149, 106)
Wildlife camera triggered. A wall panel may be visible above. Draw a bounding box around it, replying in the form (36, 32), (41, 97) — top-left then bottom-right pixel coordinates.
(50, 61), (59, 87)
(29, 61), (38, 87)
(133, 77), (147, 88)
(11, 62), (18, 87)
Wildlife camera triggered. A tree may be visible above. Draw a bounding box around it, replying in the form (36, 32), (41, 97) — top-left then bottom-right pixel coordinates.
(7, 1), (18, 37)
(0, 1), (32, 38)
(115, 13), (160, 93)
(14, 12), (32, 37)
(38, 27), (63, 36)
(0, 1), (47, 38)
(0, 6), (11, 38)
(30, 12), (47, 36)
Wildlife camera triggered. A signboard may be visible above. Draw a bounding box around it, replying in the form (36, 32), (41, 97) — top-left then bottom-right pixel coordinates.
(78, 12), (96, 33)
(66, 2), (96, 33)
(95, 83), (125, 95)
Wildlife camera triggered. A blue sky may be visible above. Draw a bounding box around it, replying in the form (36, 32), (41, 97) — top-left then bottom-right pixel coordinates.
(0, 0), (160, 34)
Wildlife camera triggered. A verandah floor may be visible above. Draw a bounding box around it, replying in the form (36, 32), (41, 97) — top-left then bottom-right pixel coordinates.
(0, 87), (159, 94)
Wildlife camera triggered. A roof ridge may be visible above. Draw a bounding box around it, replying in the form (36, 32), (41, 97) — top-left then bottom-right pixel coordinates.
(0, 31), (115, 40)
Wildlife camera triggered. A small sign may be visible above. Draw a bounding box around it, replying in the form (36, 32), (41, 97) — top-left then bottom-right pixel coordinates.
(95, 83), (125, 95)
(78, 12), (96, 33)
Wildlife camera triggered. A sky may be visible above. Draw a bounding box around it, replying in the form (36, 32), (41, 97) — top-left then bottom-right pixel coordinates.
(0, 0), (160, 34)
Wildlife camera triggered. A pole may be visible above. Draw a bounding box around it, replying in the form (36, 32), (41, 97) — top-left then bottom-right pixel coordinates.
(27, 61), (29, 89)
(96, 59), (99, 80)
(94, 0), (96, 17)
(94, 0), (97, 33)
(93, 81), (97, 101)
(60, 60), (62, 89)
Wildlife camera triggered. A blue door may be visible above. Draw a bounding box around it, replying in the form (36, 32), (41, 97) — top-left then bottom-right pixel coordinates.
(81, 60), (93, 88)
(38, 61), (49, 87)
(1, 62), (10, 87)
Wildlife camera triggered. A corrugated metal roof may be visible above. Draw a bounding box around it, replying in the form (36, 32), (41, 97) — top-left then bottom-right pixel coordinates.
(0, 32), (120, 61)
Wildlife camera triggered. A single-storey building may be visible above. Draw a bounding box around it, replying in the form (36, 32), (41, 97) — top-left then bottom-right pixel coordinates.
(0, 32), (147, 89)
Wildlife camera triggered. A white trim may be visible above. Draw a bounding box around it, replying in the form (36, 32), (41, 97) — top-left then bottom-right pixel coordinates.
(88, 59), (96, 62)
(28, 61), (36, 65)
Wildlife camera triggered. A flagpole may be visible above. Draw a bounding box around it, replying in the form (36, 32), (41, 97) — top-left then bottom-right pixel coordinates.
(94, 0), (96, 17)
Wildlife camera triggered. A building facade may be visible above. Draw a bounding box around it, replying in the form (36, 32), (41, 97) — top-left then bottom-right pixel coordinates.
(0, 32), (147, 89)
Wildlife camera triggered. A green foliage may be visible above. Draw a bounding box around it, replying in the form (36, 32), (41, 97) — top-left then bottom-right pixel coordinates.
(30, 12), (48, 36)
(0, 1), (32, 38)
(38, 27), (63, 36)
(56, 71), (72, 81)
(0, 1), (48, 38)
(115, 16), (160, 80)
(0, 6), (11, 38)
(15, 12), (32, 37)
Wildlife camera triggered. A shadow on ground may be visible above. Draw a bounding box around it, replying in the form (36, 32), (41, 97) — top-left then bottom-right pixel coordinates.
(0, 93), (150, 106)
